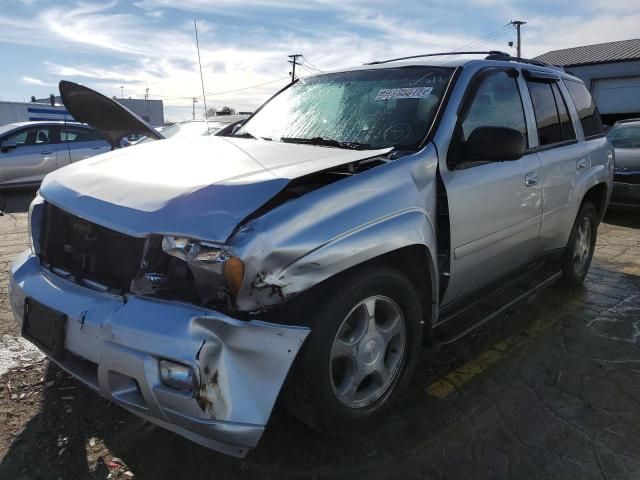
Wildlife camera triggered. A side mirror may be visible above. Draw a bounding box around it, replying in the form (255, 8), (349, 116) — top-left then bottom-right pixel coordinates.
(0, 141), (17, 153)
(464, 126), (526, 163)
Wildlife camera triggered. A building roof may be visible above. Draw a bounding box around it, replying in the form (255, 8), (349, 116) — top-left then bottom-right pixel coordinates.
(533, 38), (640, 67)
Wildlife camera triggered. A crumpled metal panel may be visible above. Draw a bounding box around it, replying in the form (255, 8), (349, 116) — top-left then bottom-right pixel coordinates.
(39, 135), (389, 242)
(229, 144), (440, 313)
(9, 251), (309, 456)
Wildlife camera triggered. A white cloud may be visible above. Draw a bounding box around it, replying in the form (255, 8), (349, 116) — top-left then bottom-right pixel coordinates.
(21, 76), (45, 85)
(3, 0), (640, 121)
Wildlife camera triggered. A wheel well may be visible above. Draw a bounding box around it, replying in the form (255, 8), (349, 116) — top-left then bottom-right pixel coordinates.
(350, 245), (435, 334)
(582, 183), (608, 220)
(270, 245), (435, 332)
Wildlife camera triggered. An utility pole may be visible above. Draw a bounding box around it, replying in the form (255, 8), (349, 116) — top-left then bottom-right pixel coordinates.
(288, 54), (302, 83)
(192, 97), (198, 120)
(510, 20), (526, 58)
(120, 86), (124, 99)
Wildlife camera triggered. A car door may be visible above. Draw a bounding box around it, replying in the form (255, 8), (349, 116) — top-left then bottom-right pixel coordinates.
(523, 72), (590, 252)
(57, 125), (110, 164)
(0, 125), (58, 186)
(439, 67), (543, 304)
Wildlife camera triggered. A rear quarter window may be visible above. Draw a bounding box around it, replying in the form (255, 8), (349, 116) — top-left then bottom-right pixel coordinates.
(564, 80), (604, 139)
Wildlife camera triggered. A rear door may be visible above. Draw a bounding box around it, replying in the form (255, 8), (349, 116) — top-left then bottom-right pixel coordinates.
(0, 125), (58, 186)
(440, 67), (543, 304)
(57, 125), (110, 164)
(523, 72), (590, 252)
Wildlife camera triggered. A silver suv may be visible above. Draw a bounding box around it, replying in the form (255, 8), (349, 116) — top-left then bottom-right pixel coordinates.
(9, 52), (613, 457)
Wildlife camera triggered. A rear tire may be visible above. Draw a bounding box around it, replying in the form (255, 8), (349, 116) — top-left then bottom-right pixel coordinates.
(282, 265), (424, 434)
(561, 202), (598, 287)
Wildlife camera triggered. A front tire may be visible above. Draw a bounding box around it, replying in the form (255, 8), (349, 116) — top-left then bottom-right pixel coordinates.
(562, 202), (598, 287)
(283, 266), (424, 433)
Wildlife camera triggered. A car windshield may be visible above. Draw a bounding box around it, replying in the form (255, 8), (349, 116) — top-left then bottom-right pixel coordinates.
(236, 66), (454, 150)
(608, 124), (640, 149)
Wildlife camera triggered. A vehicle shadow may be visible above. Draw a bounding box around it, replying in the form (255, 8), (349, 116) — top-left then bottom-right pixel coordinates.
(0, 188), (38, 214)
(2, 266), (638, 480)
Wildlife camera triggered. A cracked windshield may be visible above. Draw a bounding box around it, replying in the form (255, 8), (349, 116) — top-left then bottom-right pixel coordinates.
(238, 67), (453, 149)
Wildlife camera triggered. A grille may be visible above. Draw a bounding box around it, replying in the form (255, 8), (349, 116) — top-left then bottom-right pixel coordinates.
(40, 203), (145, 292)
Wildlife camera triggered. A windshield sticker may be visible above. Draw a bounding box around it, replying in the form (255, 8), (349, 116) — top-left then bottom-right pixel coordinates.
(375, 86), (433, 100)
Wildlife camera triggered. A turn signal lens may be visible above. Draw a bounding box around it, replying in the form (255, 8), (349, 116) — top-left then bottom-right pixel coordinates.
(223, 257), (245, 297)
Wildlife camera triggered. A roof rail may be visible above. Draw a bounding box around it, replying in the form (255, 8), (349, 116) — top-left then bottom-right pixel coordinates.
(484, 52), (565, 71)
(365, 51), (565, 71)
(365, 51), (510, 65)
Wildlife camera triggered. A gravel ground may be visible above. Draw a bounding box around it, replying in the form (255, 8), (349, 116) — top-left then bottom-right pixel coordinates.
(0, 189), (639, 480)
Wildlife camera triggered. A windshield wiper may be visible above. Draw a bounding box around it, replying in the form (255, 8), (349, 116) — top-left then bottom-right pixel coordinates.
(229, 131), (273, 141)
(280, 136), (375, 150)
(230, 131), (257, 139)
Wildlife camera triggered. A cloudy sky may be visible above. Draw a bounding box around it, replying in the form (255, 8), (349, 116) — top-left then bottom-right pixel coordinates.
(1, 0), (639, 121)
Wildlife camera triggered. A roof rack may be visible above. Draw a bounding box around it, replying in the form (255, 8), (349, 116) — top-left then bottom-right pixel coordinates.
(365, 51), (564, 71)
(365, 51), (510, 65)
(484, 52), (565, 71)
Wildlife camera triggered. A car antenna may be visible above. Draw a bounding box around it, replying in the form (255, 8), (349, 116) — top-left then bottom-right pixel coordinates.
(194, 19), (209, 132)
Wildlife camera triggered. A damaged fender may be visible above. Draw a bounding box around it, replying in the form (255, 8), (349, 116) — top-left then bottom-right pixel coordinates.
(231, 144), (441, 314)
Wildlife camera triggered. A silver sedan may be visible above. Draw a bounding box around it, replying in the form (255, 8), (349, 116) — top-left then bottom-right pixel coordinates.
(0, 121), (110, 188)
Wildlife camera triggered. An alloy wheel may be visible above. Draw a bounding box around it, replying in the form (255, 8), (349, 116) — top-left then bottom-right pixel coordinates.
(329, 295), (406, 409)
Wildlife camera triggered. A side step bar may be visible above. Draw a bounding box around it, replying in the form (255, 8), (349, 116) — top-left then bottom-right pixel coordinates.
(434, 265), (562, 344)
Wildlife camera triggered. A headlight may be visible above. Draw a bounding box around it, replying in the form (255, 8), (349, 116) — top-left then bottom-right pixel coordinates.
(162, 236), (245, 296)
(28, 194), (45, 254)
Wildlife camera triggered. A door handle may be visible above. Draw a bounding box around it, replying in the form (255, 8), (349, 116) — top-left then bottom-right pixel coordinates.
(91, 146), (102, 150)
(40, 151), (53, 155)
(524, 171), (538, 187)
(576, 158), (587, 171)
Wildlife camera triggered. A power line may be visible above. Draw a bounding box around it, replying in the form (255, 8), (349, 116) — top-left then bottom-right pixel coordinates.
(460, 26), (514, 53)
(442, 23), (514, 61)
(205, 77), (289, 97)
(297, 64), (321, 77)
(456, 23), (513, 50)
(302, 56), (325, 73)
(145, 76), (289, 101)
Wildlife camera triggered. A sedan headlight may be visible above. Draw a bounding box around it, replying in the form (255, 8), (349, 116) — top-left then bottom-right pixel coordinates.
(162, 236), (245, 297)
(28, 194), (45, 254)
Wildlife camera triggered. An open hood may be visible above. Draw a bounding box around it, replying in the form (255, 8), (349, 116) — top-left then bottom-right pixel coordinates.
(59, 80), (164, 148)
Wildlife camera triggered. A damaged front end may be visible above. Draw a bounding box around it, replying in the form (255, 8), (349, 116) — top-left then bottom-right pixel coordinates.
(10, 248), (309, 457)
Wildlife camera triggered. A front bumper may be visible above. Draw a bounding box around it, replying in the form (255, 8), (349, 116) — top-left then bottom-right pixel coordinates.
(610, 181), (640, 208)
(9, 250), (309, 457)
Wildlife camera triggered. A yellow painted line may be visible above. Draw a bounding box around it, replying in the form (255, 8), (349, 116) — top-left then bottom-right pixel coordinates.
(426, 312), (562, 399)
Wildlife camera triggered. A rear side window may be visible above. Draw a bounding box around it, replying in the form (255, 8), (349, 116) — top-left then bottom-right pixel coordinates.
(551, 83), (576, 141)
(564, 80), (604, 138)
(60, 127), (103, 143)
(527, 81), (563, 146)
